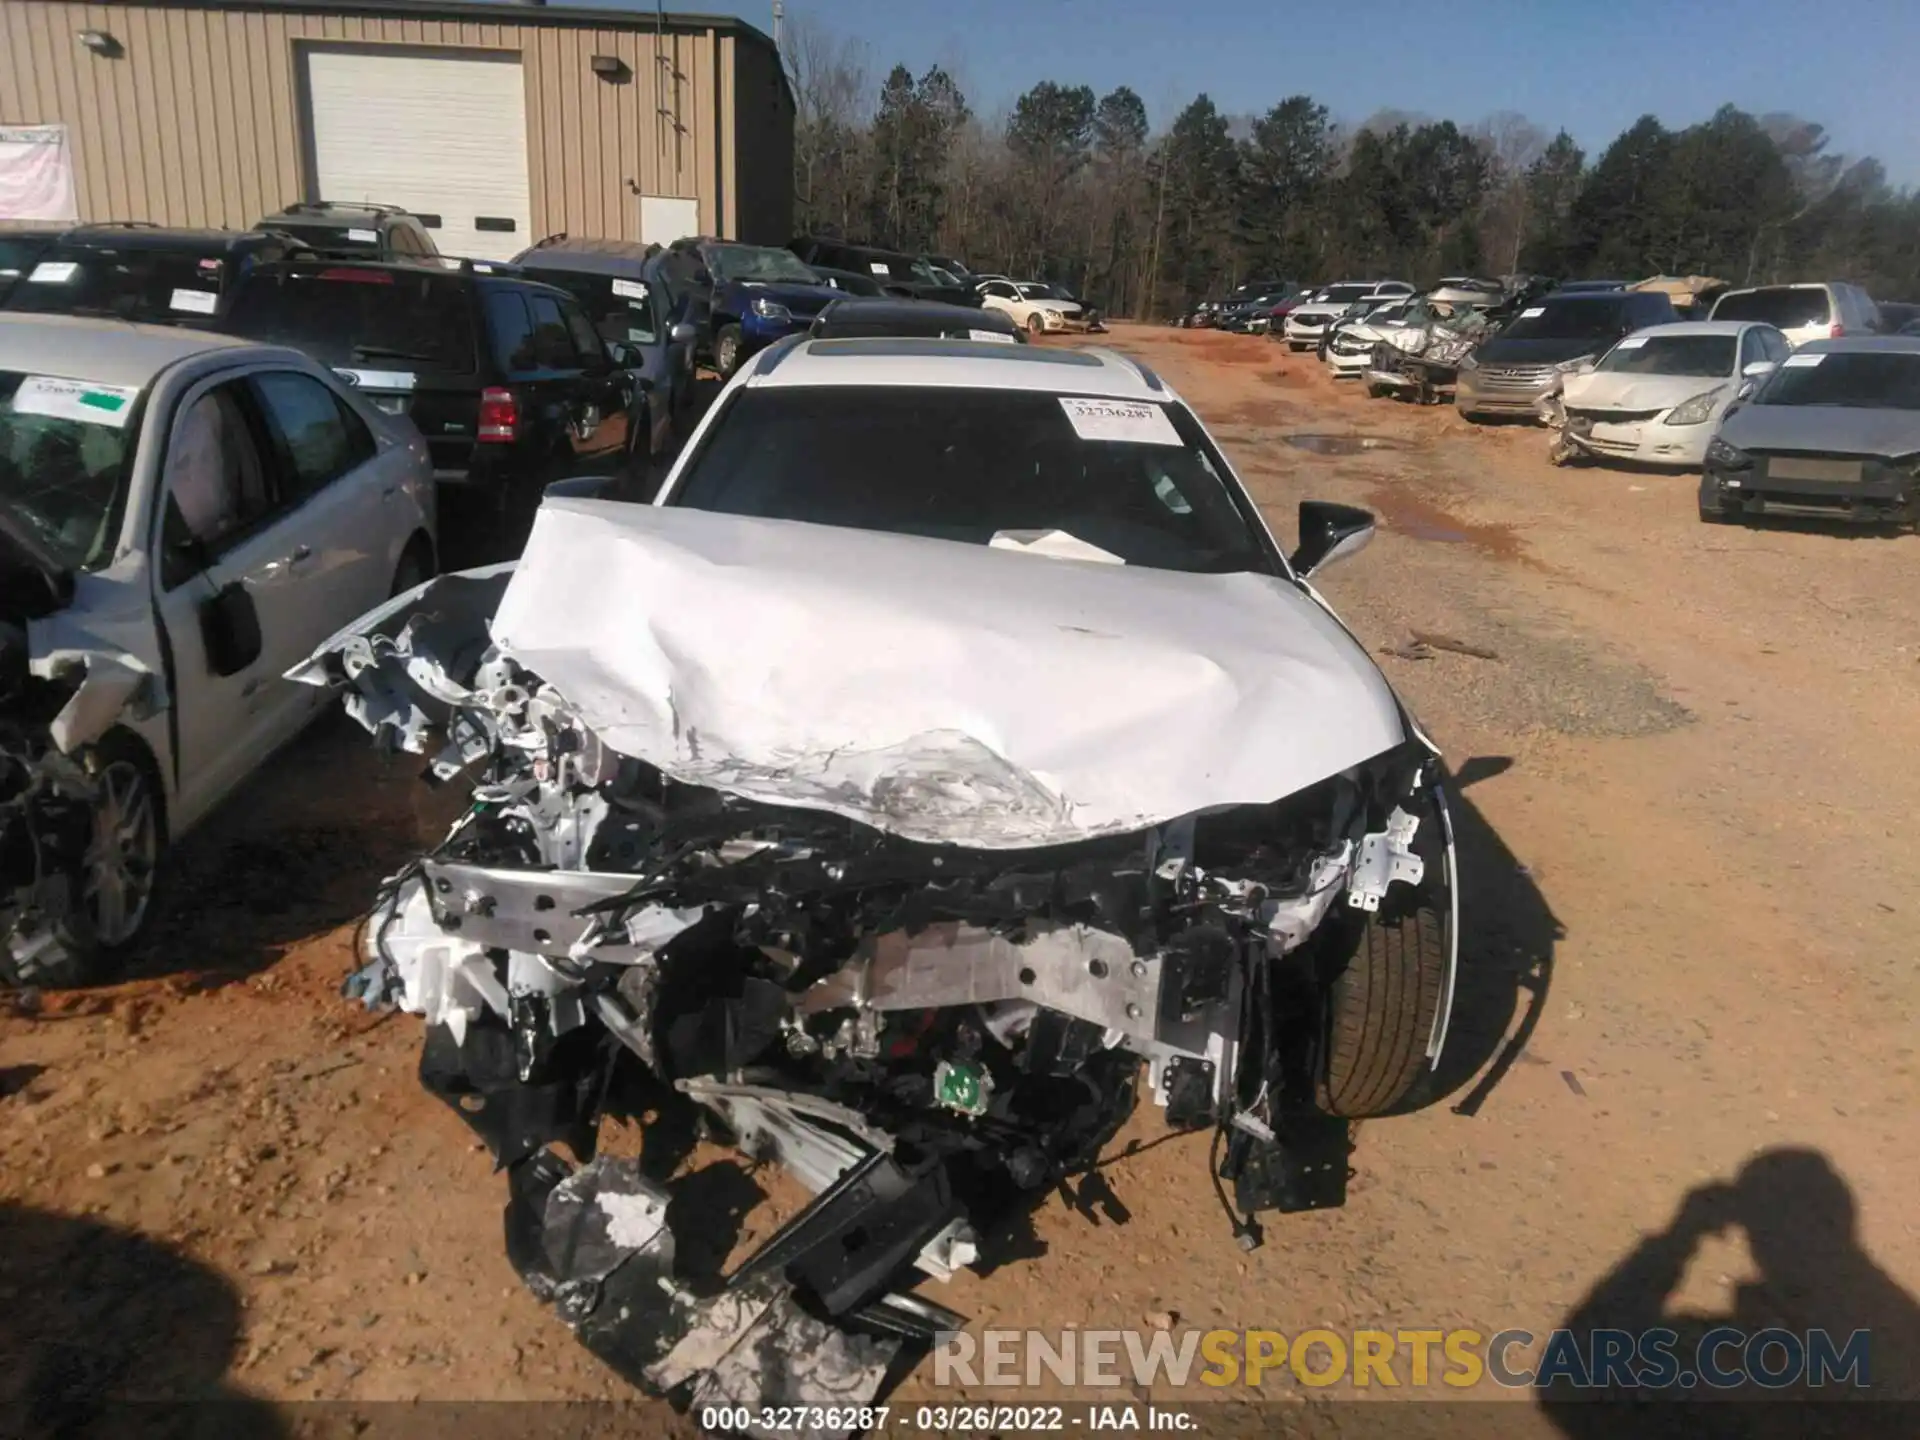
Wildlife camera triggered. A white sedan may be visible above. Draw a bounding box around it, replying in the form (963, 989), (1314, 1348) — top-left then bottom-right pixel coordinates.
(976, 279), (1093, 335)
(1552, 320), (1792, 467)
(0, 314), (436, 984)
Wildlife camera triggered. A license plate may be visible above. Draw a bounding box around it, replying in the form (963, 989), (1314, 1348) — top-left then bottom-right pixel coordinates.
(1767, 456), (1861, 483)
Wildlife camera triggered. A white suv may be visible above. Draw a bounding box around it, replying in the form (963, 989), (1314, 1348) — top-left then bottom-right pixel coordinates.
(1283, 281), (1416, 351)
(1709, 282), (1882, 349)
(0, 315), (435, 984)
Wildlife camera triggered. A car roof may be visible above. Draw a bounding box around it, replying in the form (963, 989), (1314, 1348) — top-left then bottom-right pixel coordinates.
(514, 246), (662, 279)
(1624, 321), (1759, 337)
(0, 312), (256, 386)
(261, 201), (407, 224)
(49, 225), (287, 251)
(747, 338), (1164, 397)
(1716, 282), (1833, 296)
(813, 298), (1016, 332)
(1789, 335), (1920, 356)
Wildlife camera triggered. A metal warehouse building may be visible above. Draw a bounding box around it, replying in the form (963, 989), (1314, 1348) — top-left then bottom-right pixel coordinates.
(0, 0), (794, 259)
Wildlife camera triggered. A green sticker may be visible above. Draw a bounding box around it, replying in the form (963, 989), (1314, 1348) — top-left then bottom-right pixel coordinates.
(80, 391), (127, 413)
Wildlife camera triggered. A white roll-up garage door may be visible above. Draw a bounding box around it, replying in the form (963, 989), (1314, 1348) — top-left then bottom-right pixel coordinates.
(302, 47), (532, 262)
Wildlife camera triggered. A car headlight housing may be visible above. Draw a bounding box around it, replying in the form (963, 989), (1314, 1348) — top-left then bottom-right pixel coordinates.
(751, 297), (792, 322)
(1664, 386), (1727, 426)
(1554, 353), (1596, 373)
(1705, 435), (1751, 469)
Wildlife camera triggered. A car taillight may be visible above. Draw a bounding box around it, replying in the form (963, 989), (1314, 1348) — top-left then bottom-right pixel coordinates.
(1829, 322), (1845, 338)
(478, 387), (518, 443)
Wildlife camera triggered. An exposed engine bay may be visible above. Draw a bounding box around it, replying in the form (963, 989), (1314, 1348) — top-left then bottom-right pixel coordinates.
(304, 508), (1459, 1432)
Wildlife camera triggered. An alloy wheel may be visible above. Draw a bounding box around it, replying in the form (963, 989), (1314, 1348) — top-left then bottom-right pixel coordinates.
(82, 759), (159, 947)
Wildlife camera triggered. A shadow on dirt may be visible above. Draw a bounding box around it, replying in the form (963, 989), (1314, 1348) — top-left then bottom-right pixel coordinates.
(0, 1201), (282, 1434)
(1405, 755), (1563, 1117)
(1539, 1148), (1920, 1437)
(129, 712), (442, 990)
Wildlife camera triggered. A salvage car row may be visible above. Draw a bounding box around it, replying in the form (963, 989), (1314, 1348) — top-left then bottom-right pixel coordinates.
(1244, 273), (1920, 531)
(2, 206), (1452, 1427)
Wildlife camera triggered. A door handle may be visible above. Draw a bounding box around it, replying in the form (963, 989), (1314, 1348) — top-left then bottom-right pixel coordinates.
(289, 544), (313, 565)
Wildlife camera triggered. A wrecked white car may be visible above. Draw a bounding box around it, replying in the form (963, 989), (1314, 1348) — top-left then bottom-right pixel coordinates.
(0, 315), (435, 985)
(305, 339), (1459, 1425)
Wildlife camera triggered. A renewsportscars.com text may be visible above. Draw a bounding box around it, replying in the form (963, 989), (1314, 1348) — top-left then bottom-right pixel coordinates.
(934, 1326), (1874, 1391)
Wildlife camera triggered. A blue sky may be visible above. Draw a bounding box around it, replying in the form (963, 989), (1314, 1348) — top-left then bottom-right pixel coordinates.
(679, 0), (1917, 185)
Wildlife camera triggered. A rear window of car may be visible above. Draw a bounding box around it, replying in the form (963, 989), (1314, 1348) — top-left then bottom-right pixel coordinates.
(670, 386), (1275, 576)
(1712, 287), (1832, 328)
(4, 244), (233, 324)
(221, 267), (478, 375)
(272, 221), (383, 255)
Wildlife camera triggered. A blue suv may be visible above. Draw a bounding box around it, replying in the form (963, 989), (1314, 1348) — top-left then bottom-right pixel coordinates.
(659, 237), (839, 377)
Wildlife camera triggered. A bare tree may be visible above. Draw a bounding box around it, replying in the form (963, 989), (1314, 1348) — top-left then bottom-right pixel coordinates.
(786, 13), (870, 234)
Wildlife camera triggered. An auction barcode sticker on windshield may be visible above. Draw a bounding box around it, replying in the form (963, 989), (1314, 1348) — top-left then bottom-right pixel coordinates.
(28, 261), (78, 284)
(10, 376), (140, 428)
(1059, 396), (1182, 446)
(869, 262), (890, 275)
(611, 278), (649, 301)
(1783, 352), (1825, 367)
(346, 228), (379, 243)
(169, 287), (219, 314)
(968, 329), (1016, 344)
(1519, 306), (1545, 318)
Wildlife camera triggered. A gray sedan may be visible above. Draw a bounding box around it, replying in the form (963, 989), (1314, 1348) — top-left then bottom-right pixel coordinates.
(1699, 336), (1920, 528)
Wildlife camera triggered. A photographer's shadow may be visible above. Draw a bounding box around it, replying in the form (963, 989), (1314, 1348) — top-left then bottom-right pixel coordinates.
(1541, 1148), (1920, 1439)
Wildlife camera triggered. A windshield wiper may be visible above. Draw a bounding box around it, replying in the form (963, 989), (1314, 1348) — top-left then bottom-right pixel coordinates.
(352, 344), (437, 363)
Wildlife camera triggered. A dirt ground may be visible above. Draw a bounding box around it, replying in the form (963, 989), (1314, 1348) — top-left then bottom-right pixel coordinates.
(4, 324), (1918, 1431)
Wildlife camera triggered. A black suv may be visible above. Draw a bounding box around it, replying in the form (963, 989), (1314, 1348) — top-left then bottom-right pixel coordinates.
(788, 235), (980, 306)
(1, 223), (312, 325)
(218, 258), (644, 540)
(253, 201), (441, 263)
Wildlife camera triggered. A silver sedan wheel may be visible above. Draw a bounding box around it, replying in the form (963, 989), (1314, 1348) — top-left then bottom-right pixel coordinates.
(82, 759), (159, 946)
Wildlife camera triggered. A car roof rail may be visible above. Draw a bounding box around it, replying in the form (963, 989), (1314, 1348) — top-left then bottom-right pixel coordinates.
(72, 219), (160, 230)
(530, 231), (569, 249)
(281, 199), (405, 218)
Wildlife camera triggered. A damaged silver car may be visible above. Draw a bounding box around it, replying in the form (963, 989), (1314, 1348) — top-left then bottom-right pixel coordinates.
(0, 315), (435, 987)
(304, 338), (1459, 1428)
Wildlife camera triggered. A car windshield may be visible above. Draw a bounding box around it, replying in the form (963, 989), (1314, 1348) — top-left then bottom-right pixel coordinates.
(524, 269), (660, 346)
(1014, 284), (1058, 300)
(1500, 299), (1630, 341)
(0, 368), (142, 571)
(1598, 334), (1736, 377)
(670, 386), (1275, 575)
(220, 266), (478, 373)
(1321, 285), (1372, 304)
(1713, 288), (1832, 328)
(1755, 352), (1920, 411)
(709, 245), (820, 284)
(5, 244), (234, 325)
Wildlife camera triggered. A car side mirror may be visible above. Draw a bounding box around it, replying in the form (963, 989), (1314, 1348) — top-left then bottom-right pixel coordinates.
(1742, 360), (1777, 379)
(199, 581), (262, 677)
(670, 322), (698, 344)
(1289, 500), (1376, 579)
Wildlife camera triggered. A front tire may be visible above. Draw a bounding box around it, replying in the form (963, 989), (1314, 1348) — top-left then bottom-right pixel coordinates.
(1316, 902), (1449, 1118)
(714, 324), (744, 379)
(18, 734), (167, 989)
(1026, 312), (1044, 336)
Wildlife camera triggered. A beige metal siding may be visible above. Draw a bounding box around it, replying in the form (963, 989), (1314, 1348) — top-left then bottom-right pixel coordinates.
(0, 1), (779, 243)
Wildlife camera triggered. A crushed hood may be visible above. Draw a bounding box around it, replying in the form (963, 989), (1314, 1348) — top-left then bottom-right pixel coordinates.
(1563, 371), (1725, 412)
(478, 501), (1408, 848)
(1719, 403), (1920, 459)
